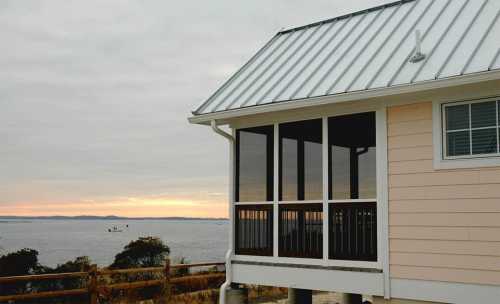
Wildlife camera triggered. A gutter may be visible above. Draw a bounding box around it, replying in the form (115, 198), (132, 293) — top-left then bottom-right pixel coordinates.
(189, 69), (500, 125)
(210, 120), (235, 304)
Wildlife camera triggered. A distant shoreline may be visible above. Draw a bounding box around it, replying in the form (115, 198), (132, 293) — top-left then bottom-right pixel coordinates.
(0, 215), (228, 221)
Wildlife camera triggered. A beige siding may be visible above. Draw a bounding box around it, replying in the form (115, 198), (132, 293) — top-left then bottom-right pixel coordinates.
(388, 102), (500, 286)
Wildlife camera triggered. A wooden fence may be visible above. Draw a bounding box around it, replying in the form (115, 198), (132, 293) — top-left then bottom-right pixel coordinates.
(0, 259), (225, 303)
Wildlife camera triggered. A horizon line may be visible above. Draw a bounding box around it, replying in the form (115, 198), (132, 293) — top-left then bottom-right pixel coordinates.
(0, 215), (229, 220)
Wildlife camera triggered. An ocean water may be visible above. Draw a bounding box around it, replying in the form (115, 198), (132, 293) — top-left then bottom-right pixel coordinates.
(0, 219), (228, 267)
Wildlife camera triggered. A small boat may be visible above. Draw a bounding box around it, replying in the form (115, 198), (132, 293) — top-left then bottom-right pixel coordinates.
(108, 226), (123, 233)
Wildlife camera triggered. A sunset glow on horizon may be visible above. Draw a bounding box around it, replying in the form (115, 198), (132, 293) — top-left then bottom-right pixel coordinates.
(0, 196), (229, 218)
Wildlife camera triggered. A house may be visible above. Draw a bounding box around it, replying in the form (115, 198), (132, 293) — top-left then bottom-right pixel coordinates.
(188, 0), (500, 303)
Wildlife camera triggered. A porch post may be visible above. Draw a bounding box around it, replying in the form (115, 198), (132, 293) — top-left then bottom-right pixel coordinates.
(322, 117), (329, 260)
(273, 123), (279, 257)
(338, 293), (363, 304)
(288, 288), (312, 304)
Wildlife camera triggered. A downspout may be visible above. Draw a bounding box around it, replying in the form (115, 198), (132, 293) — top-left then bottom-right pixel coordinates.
(211, 120), (234, 304)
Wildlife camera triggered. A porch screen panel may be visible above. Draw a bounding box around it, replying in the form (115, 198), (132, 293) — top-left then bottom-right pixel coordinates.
(279, 204), (323, 258)
(329, 202), (377, 261)
(235, 205), (273, 256)
(236, 126), (274, 202)
(279, 119), (322, 201)
(328, 112), (376, 199)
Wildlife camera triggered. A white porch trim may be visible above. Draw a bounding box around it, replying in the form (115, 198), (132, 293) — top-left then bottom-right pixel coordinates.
(232, 262), (384, 296)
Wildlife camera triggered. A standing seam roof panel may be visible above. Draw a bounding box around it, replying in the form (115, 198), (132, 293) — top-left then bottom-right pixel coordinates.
(390, 0), (466, 86)
(223, 31), (300, 111)
(263, 23), (333, 104)
(350, 0), (433, 92)
(440, 1), (500, 78)
(307, 12), (379, 97)
(231, 30), (308, 109)
(289, 15), (363, 99)
(208, 34), (287, 112)
(273, 19), (347, 101)
(253, 25), (325, 105)
(463, 7), (500, 74)
(326, 4), (404, 94)
(193, 0), (500, 115)
(378, 0), (451, 88)
(411, 0), (475, 83)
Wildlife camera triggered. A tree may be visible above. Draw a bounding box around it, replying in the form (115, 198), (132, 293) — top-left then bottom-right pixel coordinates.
(110, 236), (170, 269)
(109, 237), (170, 302)
(36, 256), (92, 291)
(0, 248), (39, 296)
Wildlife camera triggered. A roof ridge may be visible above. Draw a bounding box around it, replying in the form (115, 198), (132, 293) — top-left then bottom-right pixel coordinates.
(278, 0), (416, 35)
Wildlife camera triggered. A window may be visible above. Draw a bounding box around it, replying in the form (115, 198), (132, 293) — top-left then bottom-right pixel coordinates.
(443, 99), (500, 159)
(279, 119), (322, 201)
(328, 112), (376, 200)
(236, 126), (274, 202)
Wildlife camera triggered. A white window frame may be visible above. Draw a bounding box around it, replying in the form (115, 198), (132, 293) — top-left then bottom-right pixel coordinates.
(433, 96), (500, 170)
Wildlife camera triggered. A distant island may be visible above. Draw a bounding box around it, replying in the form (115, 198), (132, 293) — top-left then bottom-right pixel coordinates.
(0, 215), (228, 221)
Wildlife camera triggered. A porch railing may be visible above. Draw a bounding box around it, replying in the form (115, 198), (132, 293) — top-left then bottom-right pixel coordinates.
(235, 204), (273, 256)
(329, 202), (377, 261)
(279, 204), (323, 259)
(234, 202), (377, 262)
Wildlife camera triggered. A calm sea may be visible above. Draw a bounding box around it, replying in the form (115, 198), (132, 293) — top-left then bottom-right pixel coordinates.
(0, 219), (228, 267)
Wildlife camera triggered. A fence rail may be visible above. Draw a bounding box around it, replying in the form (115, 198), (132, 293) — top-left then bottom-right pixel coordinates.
(0, 259), (224, 303)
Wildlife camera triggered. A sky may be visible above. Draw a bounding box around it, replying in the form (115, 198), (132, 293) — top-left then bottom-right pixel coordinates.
(0, 0), (387, 218)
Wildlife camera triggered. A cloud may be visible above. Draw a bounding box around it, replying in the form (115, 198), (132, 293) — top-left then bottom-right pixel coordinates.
(0, 0), (387, 217)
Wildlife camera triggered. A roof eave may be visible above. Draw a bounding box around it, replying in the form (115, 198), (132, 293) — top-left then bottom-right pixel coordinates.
(188, 69), (500, 125)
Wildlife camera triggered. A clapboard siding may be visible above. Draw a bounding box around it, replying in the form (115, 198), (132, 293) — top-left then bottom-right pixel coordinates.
(390, 199), (500, 213)
(390, 184), (500, 200)
(388, 146), (433, 162)
(387, 102), (432, 123)
(390, 253), (500, 271)
(387, 102), (500, 285)
(389, 171), (481, 187)
(388, 119), (433, 137)
(389, 159), (435, 174)
(390, 226), (500, 242)
(390, 213), (500, 227)
(388, 133), (432, 149)
(390, 239), (500, 256)
(391, 266), (500, 286)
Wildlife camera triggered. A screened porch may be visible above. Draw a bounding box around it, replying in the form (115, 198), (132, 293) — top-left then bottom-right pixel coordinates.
(234, 112), (379, 263)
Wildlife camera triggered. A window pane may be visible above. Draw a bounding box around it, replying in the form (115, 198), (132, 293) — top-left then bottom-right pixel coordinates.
(359, 147), (377, 198)
(329, 112), (376, 200)
(279, 119), (322, 201)
(331, 146), (350, 199)
(281, 138), (298, 201)
(446, 104), (469, 131)
(237, 126), (273, 202)
(304, 141), (322, 200)
(472, 128), (497, 155)
(446, 131), (470, 156)
(471, 101), (496, 128)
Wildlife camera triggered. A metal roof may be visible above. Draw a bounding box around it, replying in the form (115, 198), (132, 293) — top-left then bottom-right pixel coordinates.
(193, 0), (500, 117)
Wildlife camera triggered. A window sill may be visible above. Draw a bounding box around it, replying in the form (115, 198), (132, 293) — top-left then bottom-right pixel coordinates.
(434, 156), (500, 170)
